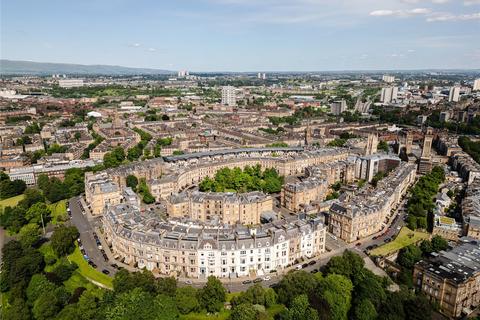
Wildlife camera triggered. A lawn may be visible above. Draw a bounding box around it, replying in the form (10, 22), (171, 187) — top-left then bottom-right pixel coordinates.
(67, 244), (113, 289)
(0, 194), (24, 210)
(48, 199), (68, 224)
(369, 227), (430, 257)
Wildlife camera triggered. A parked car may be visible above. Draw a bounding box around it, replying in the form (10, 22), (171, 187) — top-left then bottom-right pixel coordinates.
(295, 265), (302, 270)
(184, 280), (192, 285)
(253, 278), (263, 283)
(102, 269), (110, 275)
(302, 263), (309, 269)
(308, 260), (316, 266)
(262, 275), (271, 281)
(242, 280), (252, 285)
(111, 264), (119, 269)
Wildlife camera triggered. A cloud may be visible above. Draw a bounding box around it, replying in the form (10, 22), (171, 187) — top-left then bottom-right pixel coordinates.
(129, 43), (141, 47)
(370, 8), (431, 17)
(148, 48), (156, 52)
(426, 12), (480, 21)
(464, 0), (480, 5)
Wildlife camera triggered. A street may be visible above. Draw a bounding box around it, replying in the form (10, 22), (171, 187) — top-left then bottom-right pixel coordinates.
(68, 197), (115, 275)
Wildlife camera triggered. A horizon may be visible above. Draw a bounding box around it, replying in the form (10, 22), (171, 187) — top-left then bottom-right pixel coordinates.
(1, 0), (480, 71)
(2, 59), (480, 74)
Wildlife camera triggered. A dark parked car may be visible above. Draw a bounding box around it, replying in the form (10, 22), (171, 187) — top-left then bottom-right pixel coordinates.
(253, 278), (263, 283)
(88, 261), (97, 268)
(308, 260), (316, 266)
(302, 263), (309, 269)
(102, 269), (110, 275)
(242, 280), (252, 285)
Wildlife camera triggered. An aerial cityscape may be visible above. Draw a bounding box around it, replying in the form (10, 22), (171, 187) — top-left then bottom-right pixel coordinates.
(1, 1), (480, 320)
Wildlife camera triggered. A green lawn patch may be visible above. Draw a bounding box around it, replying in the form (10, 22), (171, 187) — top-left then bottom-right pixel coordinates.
(369, 227), (430, 257)
(64, 271), (97, 293)
(67, 244), (113, 289)
(48, 199), (68, 224)
(0, 194), (24, 211)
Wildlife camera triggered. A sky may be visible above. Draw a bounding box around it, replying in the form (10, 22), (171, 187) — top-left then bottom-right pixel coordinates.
(1, 0), (480, 71)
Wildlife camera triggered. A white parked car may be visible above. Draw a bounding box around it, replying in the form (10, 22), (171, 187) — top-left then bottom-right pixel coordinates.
(263, 275), (271, 281)
(295, 265), (302, 270)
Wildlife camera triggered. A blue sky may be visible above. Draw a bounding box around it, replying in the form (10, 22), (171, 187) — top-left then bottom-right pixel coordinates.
(1, 0), (479, 71)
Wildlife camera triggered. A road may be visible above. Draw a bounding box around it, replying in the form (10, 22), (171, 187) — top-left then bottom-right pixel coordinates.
(68, 197), (115, 275)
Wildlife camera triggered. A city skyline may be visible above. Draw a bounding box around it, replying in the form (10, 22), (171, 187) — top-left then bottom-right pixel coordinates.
(1, 0), (480, 72)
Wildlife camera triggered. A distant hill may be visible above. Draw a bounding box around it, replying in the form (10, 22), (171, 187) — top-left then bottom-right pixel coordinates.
(0, 59), (173, 75)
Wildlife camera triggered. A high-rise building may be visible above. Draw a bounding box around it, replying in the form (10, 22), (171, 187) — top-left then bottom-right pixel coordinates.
(257, 73), (266, 80)
(382, 75), (395, 83)
(330, 100), (347, 115)
(473, 79), (480, 91)
(419, 127), (434, 173)
(448, 86), (460, 102)
(221, 86), (236, 106)
(177, 70), (189, 78)
(380, 87), (398, 103)
(365, 133), (378, 156)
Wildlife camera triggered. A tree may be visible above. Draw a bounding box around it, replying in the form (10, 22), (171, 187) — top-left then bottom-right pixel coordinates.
(430, 235), (448, 252)
(354, 299), (377, 320)
(378, 140), (389, 153)
(175, 286), (200, 314)
(51, 225), (79, 257)
(397, 245), (422, 269)
(317, 274), (353, 320)
(0, 177), (26, 199)
(288, 294), (319, 320)
(126, 175), (139, 191)
(404, 295), (433, 320)
(230, 303), (258, 320)
(275, 271), (317, 307)
(27, 274), (57, 305)
(156, 276), (177, 297)
(18, 188), (44, 208)
(32, 290), (62, 320)
(198, 276), (226, 313)
(377, 292), (406, 320)
(76, 290), (102, 320)
(3, 298), (31, 320)
(63, 168), (85, 197)
(0, 241), (44, 292)
(354, 270), (386, 308)
(105, 288), (178, 320)
(25, 202), (51, 225)
(19, 223), (41, 247)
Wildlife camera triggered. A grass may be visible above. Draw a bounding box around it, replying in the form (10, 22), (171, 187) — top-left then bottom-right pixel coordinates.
(0, 194), (24, 210)
(48, 199), (68, 224)
(369, 227), (430, 257)
(67, 244), (113, 289)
